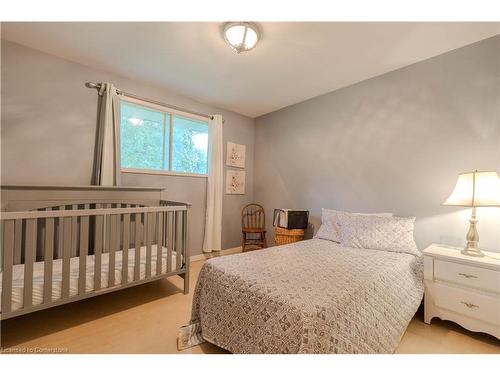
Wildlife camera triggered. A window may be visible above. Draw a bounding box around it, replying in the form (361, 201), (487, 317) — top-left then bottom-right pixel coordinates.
(120, 101), (169, 170)
(120, 100), (208, 176)
(172, 115), (208, 174)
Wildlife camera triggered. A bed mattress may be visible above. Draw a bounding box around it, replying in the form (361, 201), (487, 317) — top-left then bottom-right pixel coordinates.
(0, 246), (178, 313)
(179, 238), (423, 354)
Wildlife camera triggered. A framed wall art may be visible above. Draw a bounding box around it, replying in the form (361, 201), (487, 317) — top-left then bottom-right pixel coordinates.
(226, 142), (246, 168)
(226, 169), (246, 194)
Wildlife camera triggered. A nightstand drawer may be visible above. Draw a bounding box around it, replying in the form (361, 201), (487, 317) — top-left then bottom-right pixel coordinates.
(434, 259), (500, 293)
(432, 283), (500, 325)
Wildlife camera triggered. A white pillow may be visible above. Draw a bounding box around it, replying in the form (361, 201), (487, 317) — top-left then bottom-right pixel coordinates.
(314, 209), (392, 243)
(338, 212), (420, 256)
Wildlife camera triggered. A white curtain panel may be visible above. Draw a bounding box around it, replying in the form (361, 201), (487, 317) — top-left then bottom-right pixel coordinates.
(93, 83), (121, 186)
(202, 115), (224, 253)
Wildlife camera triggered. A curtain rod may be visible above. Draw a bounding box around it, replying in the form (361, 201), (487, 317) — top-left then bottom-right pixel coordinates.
(85, 82), (217, 121)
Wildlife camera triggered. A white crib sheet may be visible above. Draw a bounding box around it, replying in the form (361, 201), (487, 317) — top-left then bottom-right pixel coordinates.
(0, 246), (179, 313)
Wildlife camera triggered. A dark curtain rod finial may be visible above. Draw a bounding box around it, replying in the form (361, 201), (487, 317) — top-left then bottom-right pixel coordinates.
(86, 82), (100, 89)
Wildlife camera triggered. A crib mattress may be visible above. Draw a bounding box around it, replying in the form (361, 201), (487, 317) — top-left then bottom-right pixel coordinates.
(0, 246), (178, 313)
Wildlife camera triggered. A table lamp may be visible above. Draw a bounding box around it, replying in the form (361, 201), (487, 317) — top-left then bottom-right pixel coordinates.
(443, 170), (500, 257)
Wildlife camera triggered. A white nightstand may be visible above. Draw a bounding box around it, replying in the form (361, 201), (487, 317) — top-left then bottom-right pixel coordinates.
(423, 244), (500, 340)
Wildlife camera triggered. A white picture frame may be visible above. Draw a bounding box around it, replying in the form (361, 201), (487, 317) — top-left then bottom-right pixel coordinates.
(226, 170), (246, 195)
(226, 142), (246, 169)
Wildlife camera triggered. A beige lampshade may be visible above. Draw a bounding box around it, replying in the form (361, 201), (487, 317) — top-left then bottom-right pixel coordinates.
(443, 171), (500, 207)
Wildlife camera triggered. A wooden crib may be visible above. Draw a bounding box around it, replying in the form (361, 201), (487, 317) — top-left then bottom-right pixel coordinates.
(0, 185), (191, 320)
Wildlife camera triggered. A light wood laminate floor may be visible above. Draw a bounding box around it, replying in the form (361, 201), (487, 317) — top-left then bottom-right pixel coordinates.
(1, 255), (499, 354)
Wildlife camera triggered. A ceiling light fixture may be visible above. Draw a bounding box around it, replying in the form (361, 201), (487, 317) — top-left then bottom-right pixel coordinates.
(223, 22), (260, 53)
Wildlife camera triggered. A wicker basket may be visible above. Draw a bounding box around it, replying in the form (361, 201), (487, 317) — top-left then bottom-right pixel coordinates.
(274, 227), (305, 245)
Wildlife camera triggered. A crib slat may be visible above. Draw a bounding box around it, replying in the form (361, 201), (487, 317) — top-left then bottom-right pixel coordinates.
(61, 217), (72, 299)
(172, 211), (178, 271)
(129, 205), (135, 245)
(2, 220), (15, 314)
(175, 211), (181, 271)
(134, 213), (141, 281)
(122, 213), (130, 285)
(182, 209), (189, 294)
(57, 206), (65, 259)
(78, 209), (89, 295)
(145, 212), (152, 278)
(24, 219), (37, 308)
(71, 205), (78, 257)
(167, 211), (172, 273)
(43, 216), (55, 303)
(156, 212), (163, 275)
(94, 211), (104, 291)
(182, 210), (188, 266)
(13, 219), (22, 265)
(103, 204), (110, 255)
(163, 212), (168, 249)
(108, 214), (119, 287)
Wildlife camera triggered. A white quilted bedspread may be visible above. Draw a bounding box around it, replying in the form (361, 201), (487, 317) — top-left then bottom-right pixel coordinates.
(179, 239), (423, 354)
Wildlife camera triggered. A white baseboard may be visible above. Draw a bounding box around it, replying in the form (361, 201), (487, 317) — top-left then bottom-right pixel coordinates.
(190, 246), (242, 262)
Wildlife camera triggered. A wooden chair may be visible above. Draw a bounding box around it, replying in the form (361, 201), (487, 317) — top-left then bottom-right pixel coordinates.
(241, 203), (267, 252)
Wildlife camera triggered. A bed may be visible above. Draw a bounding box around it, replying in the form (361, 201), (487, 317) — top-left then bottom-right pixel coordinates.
(1, 185), (190, 320)
(178, 238), (423, 354)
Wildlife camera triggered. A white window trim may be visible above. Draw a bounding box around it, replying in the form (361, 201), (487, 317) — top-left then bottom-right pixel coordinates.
(119, 96), (209, 177)
(121, 168), (208, 178)
(120, 96), (208, 122)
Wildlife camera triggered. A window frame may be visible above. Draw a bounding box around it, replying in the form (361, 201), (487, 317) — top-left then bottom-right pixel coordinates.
(119, 96), (209, 178)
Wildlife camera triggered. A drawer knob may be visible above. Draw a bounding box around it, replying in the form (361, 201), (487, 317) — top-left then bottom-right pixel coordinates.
(458, 273), (477, 279)
(461, 301), (479, 309)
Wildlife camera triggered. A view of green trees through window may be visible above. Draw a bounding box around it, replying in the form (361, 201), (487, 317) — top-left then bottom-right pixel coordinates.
(172, 115), (208, 174)
(120, 101), (167, 170)
(120, 101), (208, 175)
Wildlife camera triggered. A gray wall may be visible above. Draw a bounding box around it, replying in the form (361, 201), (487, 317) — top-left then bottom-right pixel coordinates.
(3, 35), (499, 255)
(255, 35), (500, 252)
(1, 40), (255, 255)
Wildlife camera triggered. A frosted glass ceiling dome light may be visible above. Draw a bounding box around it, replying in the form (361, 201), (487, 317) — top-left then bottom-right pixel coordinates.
(223, 22), (260, 53)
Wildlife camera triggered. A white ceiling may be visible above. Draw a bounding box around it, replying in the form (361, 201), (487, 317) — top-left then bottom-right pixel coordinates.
(3, 22), (499, 118)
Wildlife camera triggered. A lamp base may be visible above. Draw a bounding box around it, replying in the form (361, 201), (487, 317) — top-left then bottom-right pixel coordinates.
(461, 247), (485, 257)
(461, 207), (484, 257)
